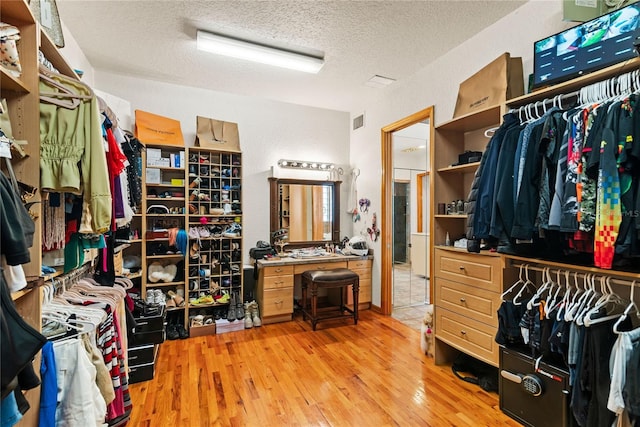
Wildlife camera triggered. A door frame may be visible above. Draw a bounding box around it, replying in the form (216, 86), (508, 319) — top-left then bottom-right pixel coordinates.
(380, 106), (434, 315)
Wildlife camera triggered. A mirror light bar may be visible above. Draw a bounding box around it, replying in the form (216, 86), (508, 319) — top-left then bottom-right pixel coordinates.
(197, 30), (324, 74)
(278, 159), (335, 170)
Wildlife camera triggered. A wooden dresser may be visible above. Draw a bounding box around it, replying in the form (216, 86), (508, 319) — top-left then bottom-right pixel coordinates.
(256, 255), (373, 325)
(433, 247), (513, 367)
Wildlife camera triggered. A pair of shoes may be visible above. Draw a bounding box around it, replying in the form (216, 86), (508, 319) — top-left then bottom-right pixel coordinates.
(191, 294), (214, 306)
(215, 291), (230, 304)
(244, 300), (262, 328)
(146, 289), (166, 306)
(223, 223), (241, 238)
(190, 315), (204, 327)
(167, 290), (185, 307)
(166, 315), (189, 340)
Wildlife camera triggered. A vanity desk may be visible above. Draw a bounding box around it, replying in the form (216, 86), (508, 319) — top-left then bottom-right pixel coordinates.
(256, 254), (373, 325)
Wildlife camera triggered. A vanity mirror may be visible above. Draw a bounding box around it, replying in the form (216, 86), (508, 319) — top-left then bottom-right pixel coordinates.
(268, 178), (341, 248)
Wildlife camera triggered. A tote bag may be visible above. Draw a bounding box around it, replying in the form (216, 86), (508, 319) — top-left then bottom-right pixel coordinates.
(195, 115), (241, 153)
(453, 52), (524, 118)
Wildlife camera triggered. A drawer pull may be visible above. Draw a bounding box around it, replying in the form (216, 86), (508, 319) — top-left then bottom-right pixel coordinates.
(460, 330), (467, 335)
(459, 298), (466, 303)
(459, 266), (465, 270)
(275, 268), (283, 273)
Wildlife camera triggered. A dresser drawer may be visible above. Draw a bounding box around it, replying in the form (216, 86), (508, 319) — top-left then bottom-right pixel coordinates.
(435, 307), (499, 366)
(294, 261), (347, 274)
(262, 265), (294, 277)
(435, 249), (502, 292)
(262, 274), (294, 290)
(435, 278), (500, 327)
(262, 288), (294, 317)
(348, 259), (372, 270)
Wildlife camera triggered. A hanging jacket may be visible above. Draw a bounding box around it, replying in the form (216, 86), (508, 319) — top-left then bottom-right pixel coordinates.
(466, 113), (519, 251)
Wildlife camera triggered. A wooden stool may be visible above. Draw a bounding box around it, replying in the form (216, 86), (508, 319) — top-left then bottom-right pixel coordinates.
(301, 268), (359, 331)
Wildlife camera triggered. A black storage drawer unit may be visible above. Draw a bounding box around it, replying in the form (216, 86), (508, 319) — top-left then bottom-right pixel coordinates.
(128, 361), (155, 384)
(128, 329), (164, 346)
(133, 310), (165, 333)
(127, 344), (155, 366)
(499, 347), (575, 427)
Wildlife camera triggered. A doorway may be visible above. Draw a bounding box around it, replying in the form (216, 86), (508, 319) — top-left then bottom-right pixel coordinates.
(380, 107), (434, 328)
(393, 182), (409, 264)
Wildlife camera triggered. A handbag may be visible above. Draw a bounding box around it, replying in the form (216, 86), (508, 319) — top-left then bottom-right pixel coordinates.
(195, 115), (241, 152)
(135, 110), (185, 147)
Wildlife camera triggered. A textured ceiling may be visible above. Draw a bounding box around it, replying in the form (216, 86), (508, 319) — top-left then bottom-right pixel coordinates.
(57, 0), (526, 112)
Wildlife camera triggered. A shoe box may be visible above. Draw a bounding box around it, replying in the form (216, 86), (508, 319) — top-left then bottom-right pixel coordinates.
(129, 307), (166, 347)
(128, 344), (160, 384)
(215, 318), (244, 334)
(499, 346), (576, 427)
(189, 323), (216, 337)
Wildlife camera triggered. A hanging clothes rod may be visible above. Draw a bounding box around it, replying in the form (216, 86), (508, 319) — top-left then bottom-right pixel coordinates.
(509, 262), (637, 288)
(509, 68), (640, 115)
(49, 262), (93, 295)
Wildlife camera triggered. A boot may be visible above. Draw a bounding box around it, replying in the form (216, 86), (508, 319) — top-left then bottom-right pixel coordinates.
(244, 302), (253, 329)
(236, 292), (244, 320)
(227, 291), (236, 322)
(251, 300), (262, 327)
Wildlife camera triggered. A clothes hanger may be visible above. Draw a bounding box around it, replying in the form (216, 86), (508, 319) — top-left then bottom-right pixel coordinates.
(556, 270), (573, 321)
(513, 265), (536, 306)
(575, 275), (603, 326)
(526, 267), (552, 310)
(583, 277), (626, 327)
(501, 264), (526, 301)
(613, 281), (639, 334)
(565, 272), (589, 322)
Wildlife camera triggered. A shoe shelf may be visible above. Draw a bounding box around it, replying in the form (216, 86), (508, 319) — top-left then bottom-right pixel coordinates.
(185, 147), (244, 332)
(139, 145), (245, 338)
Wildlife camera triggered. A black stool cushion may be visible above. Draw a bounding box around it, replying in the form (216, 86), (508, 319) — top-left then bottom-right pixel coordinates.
(302, 268), (358, 283)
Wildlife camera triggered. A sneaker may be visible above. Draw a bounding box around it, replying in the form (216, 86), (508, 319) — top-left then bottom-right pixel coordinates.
(223, 223), (241, 238)
(198, 226), (210, 238)
(145, 289), (156, 305)
(188, 227), (199, 239)
(154, 289), (166, 306)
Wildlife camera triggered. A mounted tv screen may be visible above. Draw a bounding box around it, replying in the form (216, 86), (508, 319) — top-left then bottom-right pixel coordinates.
(533, 2), (640, 89)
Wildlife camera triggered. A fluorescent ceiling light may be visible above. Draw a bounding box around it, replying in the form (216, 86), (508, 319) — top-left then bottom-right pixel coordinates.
(197, 30), (324, 74)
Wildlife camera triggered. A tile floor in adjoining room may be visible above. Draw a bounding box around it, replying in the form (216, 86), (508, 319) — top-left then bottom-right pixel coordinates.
(391, 262), (430, 331)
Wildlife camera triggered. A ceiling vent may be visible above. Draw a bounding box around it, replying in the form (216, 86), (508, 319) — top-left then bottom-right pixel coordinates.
(365, 75), (396, 88)
(353, 113), (365, 130)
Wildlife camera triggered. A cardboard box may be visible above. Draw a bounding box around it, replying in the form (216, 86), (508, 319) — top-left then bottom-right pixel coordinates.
(147, 158), (170, 167)
(146, 168), (161, 184)
(189, 323), (216, 337)
(170, 178), (184, 186)
(147, 148), (162, 163)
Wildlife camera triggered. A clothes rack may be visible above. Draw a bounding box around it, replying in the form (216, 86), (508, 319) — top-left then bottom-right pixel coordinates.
(509, 262), (637, 288)
(509, 67), (640, 118)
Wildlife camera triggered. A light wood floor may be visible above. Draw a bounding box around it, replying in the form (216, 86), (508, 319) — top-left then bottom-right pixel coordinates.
(128, 311), (520, 427)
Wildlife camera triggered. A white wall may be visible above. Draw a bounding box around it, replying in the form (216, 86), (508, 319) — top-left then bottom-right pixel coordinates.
(350, 0), (573, 307)
(94, 71), (350, 258)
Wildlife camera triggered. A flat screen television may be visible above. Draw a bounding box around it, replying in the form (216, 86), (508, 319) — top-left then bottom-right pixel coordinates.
(533, 2), (640, 89)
